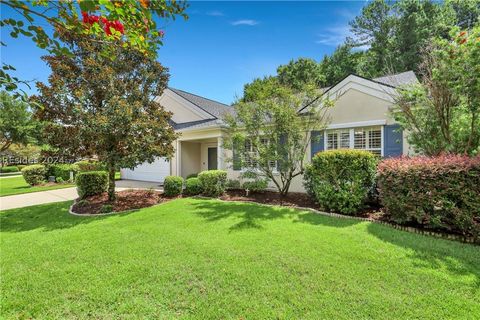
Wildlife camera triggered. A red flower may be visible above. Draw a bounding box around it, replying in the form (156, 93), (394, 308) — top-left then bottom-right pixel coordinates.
(81, 11), (89, 23)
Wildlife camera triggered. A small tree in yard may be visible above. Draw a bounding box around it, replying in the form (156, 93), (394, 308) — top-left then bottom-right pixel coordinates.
(224, 77), (331, 197)
(392, 26), (480, 156)
(33, 31), (176, 200)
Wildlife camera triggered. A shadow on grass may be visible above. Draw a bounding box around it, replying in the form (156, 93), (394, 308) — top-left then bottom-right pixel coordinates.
(0, 201), (137, 233)
(366, 223), (480, 291)
(190, 199), (361, 231)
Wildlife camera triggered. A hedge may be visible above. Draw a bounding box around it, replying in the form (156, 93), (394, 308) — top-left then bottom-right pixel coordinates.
(47, 164), (79, 181)
(0, 166), (19, 173)
(198, 170), (227, 197)
(184, 177), (203, 196)
(303, 150), (378, 215)
(164, 176), (183, 197)
(21, 164), (47, 186)
(75, 171), (108, 199)
(74, 160), (106, 172)
(377, 155), (480, 238)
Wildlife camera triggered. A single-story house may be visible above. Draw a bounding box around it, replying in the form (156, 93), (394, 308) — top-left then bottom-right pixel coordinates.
(121, 71), (417, 193)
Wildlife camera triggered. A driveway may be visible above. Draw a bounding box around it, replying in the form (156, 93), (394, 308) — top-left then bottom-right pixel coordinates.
(0, 180), (163, 211)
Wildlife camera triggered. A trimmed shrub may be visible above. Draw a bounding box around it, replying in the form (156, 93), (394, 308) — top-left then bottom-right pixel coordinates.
(76, 171), (108, 199)
(164, 176), (183, 197)
(377, 155), (480, 238)
(74, 160), (106, 172)
(198, 170), (227, 197)
(184, 177), (203, 196)
(0, 166), (19, 173)
(17, 165), (26, 171)
(48, 164), (79, 181)
(226, 179), (241, 190)
(303, 150), (378, 215)
(56, 177), (65, 183)
(186, 173), (198, 180)
(21, 164), (47, 186)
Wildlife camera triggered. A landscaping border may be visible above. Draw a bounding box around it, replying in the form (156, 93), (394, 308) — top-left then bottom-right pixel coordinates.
(194, 196), (479, 245)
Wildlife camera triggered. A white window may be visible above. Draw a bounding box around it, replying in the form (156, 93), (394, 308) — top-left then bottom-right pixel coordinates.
(243, 138), (277, 170)
(325, 126), (383, 156)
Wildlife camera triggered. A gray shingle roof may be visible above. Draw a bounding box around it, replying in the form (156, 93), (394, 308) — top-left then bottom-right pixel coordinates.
(373, 71), (418, 87)
(169, 88), (235, 119)
(172, 119), (223, 131)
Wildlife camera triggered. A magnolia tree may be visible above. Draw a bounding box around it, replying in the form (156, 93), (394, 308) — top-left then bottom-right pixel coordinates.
(1, 0), (187, 96)
(393, 26), (480, 156)
(33, 30), (176, 200)
(224, 77), (332, 196)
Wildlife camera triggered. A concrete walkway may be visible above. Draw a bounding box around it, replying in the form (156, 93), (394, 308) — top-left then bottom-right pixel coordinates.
(0, 180), (163, 211)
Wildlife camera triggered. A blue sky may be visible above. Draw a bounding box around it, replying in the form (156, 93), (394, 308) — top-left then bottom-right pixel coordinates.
(1, 1), (366, 104)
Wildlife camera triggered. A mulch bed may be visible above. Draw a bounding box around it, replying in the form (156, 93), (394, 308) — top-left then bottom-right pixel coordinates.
(71, 190), (178, 215)
(220, 189), (384, 220)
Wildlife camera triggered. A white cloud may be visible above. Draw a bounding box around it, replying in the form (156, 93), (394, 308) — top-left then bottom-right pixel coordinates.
(315, 26), (351, 46)
(231, 19), (259, 26)
(206, 10), (224, 17)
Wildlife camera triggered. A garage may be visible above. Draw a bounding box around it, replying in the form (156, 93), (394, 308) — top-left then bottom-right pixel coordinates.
(120, 157), (170, 183)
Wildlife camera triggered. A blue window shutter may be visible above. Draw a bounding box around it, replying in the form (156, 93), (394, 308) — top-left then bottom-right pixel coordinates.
(384, 124), (403, 157)
(232, 139), (241, 170)
(311, 131), (324, 159)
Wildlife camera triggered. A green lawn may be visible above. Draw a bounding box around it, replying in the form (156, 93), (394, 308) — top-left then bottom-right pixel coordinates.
(0, 172), (121, 197)
(1, 198), (479, 319)
(0, 176), (74, 197)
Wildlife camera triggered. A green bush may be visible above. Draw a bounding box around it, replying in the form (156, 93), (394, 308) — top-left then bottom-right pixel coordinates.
(75, 171), (108, 199)
(56, 177), (65, 183)
(186, 173), (198, 180)
(74, 160), (106, 172)
(184, 177), (203, 196)
(198, 170), (227, 197)
(377, 155), (480, 238)
(17, 165), (26, 171)
(47, 163), (79, 181)
(21, 164), (47, 186)
(240, 170), (268, 193)
(164, 176), (183, 197)
(226, 179), (241, 190)
(303, 150), (378, 215)
(242, 180), (268, 193)
(0, 166), (19, 173)
(99, 204), (114, 213)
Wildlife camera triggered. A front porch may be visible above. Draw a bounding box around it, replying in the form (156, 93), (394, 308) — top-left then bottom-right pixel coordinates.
(171, 131), (226, 179)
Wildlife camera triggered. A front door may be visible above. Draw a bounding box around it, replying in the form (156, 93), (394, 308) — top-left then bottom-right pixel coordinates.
(208, 147), (218, 170)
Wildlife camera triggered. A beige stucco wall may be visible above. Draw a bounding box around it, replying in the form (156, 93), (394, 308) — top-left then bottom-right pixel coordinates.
(180, 141), (201, 178)
(158, 93), (213, 124)
(327, 88), (393, 125)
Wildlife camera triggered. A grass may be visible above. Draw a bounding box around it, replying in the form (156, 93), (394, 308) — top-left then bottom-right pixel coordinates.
(0, 176), (74, 197)
(0, 172), (121, 197)
(1, 198), (479, 319)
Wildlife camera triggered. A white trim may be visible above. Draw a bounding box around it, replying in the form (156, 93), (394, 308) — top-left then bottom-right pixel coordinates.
(325, 75), (397, 102)
(380, 125), (385, 157)
(327, 120), (386, 130)
(156, 89), (215, 122)
(175, 121), (224, 133)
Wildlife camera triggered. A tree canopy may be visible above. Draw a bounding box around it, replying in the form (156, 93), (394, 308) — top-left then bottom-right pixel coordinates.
(33, 30), (177, 199)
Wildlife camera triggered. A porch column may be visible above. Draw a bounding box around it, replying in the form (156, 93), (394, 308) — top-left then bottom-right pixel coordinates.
(217, 136), (223, 170)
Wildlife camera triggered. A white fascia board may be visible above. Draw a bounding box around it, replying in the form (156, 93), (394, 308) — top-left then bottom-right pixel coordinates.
(325, 75), (397, 103)
(326, 119), (386, 130)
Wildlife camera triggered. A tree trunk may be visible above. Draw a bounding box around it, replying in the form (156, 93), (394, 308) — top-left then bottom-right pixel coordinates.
(107, 162), (116, 201)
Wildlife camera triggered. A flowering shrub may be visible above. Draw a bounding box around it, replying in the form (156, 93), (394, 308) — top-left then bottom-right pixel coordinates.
(377, 155), (480, 238)
(81, 12), (124, 36)
(304, 150), (378, 215)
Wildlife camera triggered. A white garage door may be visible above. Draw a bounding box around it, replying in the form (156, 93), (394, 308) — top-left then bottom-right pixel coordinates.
(120, 157), (170, 183)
